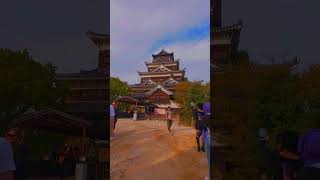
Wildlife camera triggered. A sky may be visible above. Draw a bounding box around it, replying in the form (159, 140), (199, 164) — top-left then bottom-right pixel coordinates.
(110, 0), (210, 84)
(2, 0), (319, 79)
(0, 0), (109, 73)
(223, 0), (320, 68)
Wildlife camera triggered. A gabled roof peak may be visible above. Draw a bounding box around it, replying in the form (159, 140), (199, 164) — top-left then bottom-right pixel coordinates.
(162, 76), (179, 85)
(143, 78), (157, 85)
(152, 49), (173, 56)
(153, 64), (172, 72)
(146, 84), (173, 96)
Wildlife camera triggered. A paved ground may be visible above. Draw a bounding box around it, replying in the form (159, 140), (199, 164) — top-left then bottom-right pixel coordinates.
(110, 119), (209, 180)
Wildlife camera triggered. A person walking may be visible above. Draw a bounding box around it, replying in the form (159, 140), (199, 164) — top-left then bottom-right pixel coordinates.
(0, 137), (15, 180)
(257, 128), (284, 180)
(203, 102), (211, 180)
(112, 101), (119, 129)
(5, 128), (27, 180)
(194, 103), (205, 152)
(166, 106), (173, 132)
(110, 104), (115, 139)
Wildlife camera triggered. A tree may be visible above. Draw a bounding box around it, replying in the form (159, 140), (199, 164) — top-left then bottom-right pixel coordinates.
(214, 57), (320, 179)
(175, 81), (210, 126)
(110, 77), (131, 111)
(0, 49), (67, 133)
(213, 64), (258, 179)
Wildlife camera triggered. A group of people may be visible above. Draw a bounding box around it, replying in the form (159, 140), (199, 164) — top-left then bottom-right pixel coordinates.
(51, 144), (81, 179)
(0, 128), (27, 180)
(259, 128), (320, 180)
(165, 102), (211, 180)
(0, 127), (84, 180)
(193, 102), (211, 177)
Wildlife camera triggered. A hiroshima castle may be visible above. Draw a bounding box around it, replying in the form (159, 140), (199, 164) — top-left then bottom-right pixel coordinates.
(129, 49), (186, 108)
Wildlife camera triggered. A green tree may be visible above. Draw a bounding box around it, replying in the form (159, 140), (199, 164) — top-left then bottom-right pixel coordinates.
(213, 64), (258, 179)
(175, 81), (210, 126)
(110, 77), (131, 111)
(0, 48), (67, 133)
(214, 56), (320, 179)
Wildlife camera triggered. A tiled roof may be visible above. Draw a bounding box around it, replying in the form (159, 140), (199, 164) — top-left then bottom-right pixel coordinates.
(146, 84), (173, 96)
(55, 68), (109, 80)
(138, 70), (184, 75)
(62, 102), (107, 113)
(130, 93), (147, 98)
(145, 60), (179, 66)
(10, 107), (92, 129)
(86, 30), (109, 41)
(129, 83), (175, 89)
(152, 49), (173, 56)
(212, 23), (242, 33)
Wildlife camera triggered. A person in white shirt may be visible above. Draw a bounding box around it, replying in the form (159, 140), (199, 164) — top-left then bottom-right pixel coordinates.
(166, 106), (173, 132)
(0, 137), (15, 180)
(110, 104), (115, 138)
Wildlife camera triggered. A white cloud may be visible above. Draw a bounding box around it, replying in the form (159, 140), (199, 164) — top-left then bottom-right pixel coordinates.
(110, 0), (210, 84)
(153, 37), (210, 62)
(154, 37), (210, 82)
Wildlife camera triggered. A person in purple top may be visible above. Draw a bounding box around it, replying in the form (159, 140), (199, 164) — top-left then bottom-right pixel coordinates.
(203, 102), (210, 180)
(0, 137), (15, 180)
(203, 102), (210, 128)
(296, 129), (320, 180)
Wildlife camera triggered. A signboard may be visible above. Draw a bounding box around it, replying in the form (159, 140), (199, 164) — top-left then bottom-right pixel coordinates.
(154, 108), (166, 115)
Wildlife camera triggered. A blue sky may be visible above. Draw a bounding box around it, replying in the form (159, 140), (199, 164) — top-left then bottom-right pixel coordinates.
(148, 20), (209, 53)
(110, 0), (210, 84)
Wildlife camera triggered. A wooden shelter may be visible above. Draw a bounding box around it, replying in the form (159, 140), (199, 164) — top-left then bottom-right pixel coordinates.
(10, 108), (91, 137)
(114, 96), (157, 107)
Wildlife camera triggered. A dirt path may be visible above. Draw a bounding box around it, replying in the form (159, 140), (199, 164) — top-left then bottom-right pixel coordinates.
(110, 119), (208, 180)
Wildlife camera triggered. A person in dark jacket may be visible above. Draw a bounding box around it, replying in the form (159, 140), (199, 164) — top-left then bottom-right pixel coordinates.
(296, 129), (320, 180)
(275, 130), (302, 180)
(145, 105), (150, 120)
(194, 103), (205, 152)
(112, 101), (119, 129)
(257, 128), (286, 180)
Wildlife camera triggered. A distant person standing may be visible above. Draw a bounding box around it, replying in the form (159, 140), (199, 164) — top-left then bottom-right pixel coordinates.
(112, 101), (119, 129)
(145, 105), (150, 120)
(5, 128), (27, 180)
(0, 137), (15, 180)
(166, 106), (173, 132)
(110, 104), (115, 138)
(133, 106), (138, 121)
